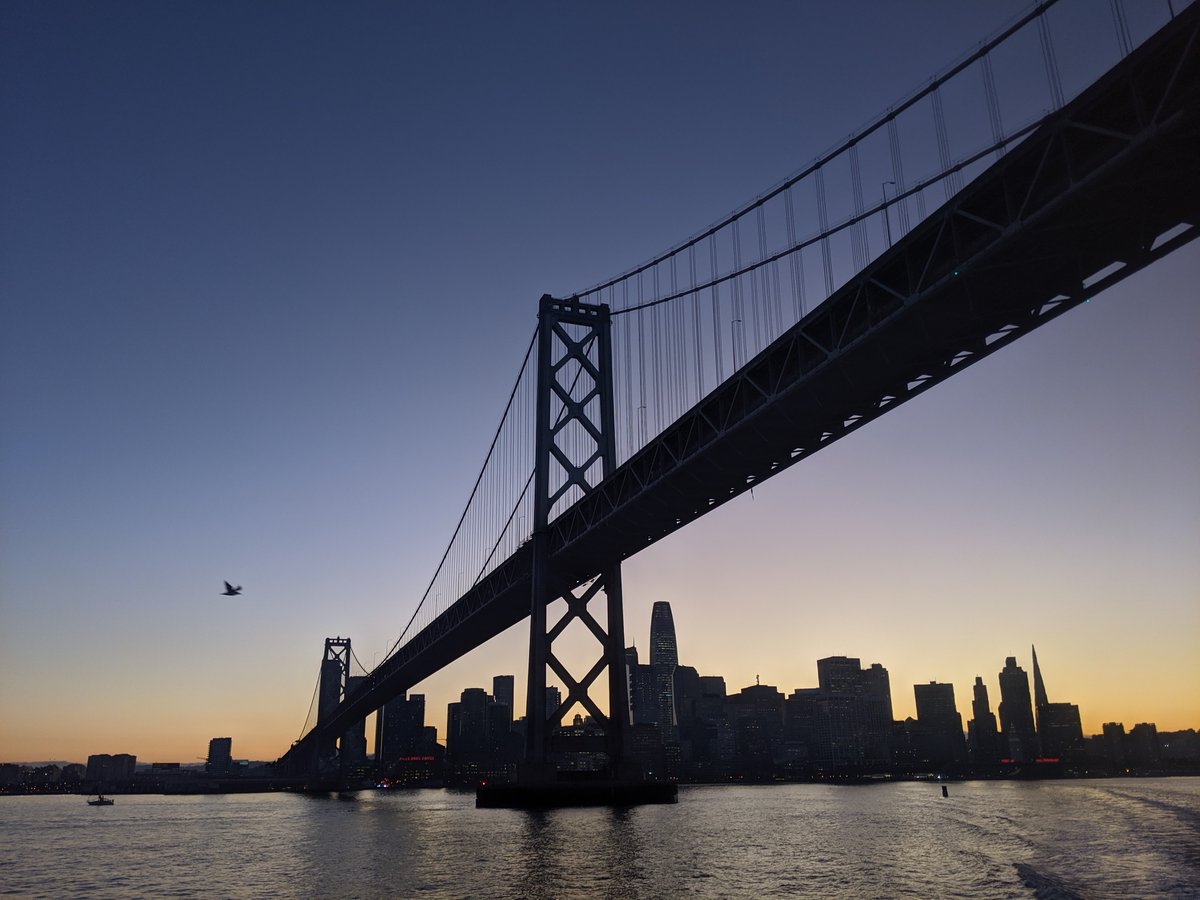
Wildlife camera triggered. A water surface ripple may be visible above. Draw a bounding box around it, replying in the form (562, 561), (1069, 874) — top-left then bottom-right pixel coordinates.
(2, 778), (1197, 898)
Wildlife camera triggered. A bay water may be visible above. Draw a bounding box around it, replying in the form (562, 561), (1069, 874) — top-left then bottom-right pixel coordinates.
(2, 778), (1197, 898)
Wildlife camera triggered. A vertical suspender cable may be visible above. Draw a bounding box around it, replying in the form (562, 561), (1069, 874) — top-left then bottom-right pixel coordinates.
(1038, 11), (1065, 110)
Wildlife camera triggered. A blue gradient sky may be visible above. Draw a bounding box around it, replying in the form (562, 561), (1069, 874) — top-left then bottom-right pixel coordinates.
(2, 1), (1196, 762)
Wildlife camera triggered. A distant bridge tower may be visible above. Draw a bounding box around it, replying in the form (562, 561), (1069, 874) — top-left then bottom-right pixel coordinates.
(318, 637), (351, 722)
(525, 294), (632, 779)
(317, 637), (352, 768)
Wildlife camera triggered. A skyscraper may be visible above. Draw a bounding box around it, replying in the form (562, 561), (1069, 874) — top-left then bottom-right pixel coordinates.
(492, 675), (515, 726)
(447, 688), (491, 761)
(998, 656), (1037, 763)
(545, 685), (563, 729)
(375, 693), (426, 767)
(1031, 645), (1049, 714)
(206, 738), (232, 775)
(811, 656), (894, 767)
(913, 682), (966, 766)
(1128, 723), (1161, 767)
(625, 646), (657, 726)
(649, 602), (678, 730)
(968, 676), (1002, 763)
(1030, 646), (1084, 759)
(649, 602), (678, 668)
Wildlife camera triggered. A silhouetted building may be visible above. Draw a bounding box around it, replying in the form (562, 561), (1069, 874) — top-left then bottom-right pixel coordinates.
(1160, 729), (1200, 763)
(61, 764), (86, 783)
(967, 676), (1002, 763)
(649, 601), (679, 731)
(447, 688), (491, 761)
(376, 693), (426, 767)
(85, 753), (136, 786)
(626, 646), (657, 726)
(446, 686), (517, 782)
(673, 665), (701, 726)
(1101, 722), (1128, 768)
(801, 656), (893, 768)
(998, 656), (1037, 763)
(649, 602), (678, 668)
(1128, 723), (1161, 768)
(729, 683), (784, 777)
(1038, 703), (1084, 760)
(1032, 645), (1049, 715)
(1028, 646), (1083, 761)
(913, 681), (967, 767)
(783, 688), (824, 769)
(545, 685), (563, 730)
(206, 737), (232, 775)
(492, 675), (515, 725)
(696, 676), (728, 720)
(627, 723), (668, 780)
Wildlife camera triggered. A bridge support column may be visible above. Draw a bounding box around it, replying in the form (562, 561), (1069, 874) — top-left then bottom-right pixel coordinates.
(495, 295), (672, 807)
(314, 637), (351, 783)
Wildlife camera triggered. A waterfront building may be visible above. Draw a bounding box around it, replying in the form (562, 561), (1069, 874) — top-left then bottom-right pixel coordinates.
(1102, 722), (1129, 768)
(673, 673), (732, 777)
(447, 688), (491, 761)
(998, 656), (1037, 763)
(1029, 646), (1084, 760)
(806, 656), (894, 768)
(1128, 723), (1162, 768)
(206, 737), (232, 775)
(375, 693), (426, 766)
(1160, 729), (1200, 762)
(729, 683), (784, 776)
(1038, 703), (1085, 760)
(913, 681), (967, 767)
(85, 753), (136, 785)
(784, 687), (825, 766)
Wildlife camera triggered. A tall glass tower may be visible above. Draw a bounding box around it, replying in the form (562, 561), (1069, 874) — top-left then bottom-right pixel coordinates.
(649, 602), (678, 729)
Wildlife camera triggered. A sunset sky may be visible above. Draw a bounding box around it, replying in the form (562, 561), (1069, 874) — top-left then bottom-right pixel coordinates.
(2, 0), (1196, 764)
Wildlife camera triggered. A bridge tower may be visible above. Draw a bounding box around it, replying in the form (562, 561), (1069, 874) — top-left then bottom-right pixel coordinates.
(522, 294), (634, 784)
(316, 637), (352, 771)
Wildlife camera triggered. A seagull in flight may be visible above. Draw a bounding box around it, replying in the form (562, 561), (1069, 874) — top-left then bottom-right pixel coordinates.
(222, 581), (243, 596)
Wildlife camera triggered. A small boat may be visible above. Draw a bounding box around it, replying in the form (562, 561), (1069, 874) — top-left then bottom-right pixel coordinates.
(87, 795), (114, 806)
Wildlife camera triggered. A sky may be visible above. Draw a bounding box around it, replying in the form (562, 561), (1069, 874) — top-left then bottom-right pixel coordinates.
(1, 0), (1196, 764)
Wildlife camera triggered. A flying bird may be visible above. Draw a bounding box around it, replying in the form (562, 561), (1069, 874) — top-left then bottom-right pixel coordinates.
(222, 581), (243, 596)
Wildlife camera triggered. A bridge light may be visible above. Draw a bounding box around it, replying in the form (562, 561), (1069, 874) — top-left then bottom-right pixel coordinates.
(952, 270), (960, 277)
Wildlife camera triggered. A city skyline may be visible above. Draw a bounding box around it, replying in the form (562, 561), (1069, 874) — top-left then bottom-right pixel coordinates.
(2, 1), (1197, 763)
(5, 615), (1191, 765)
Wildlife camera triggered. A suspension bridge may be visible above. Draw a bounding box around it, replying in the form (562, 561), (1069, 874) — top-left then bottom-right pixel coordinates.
(276, 0), (1200, 795)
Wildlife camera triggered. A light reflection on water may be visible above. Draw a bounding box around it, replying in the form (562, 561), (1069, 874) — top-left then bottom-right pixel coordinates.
(1, 778), (1197, 898)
